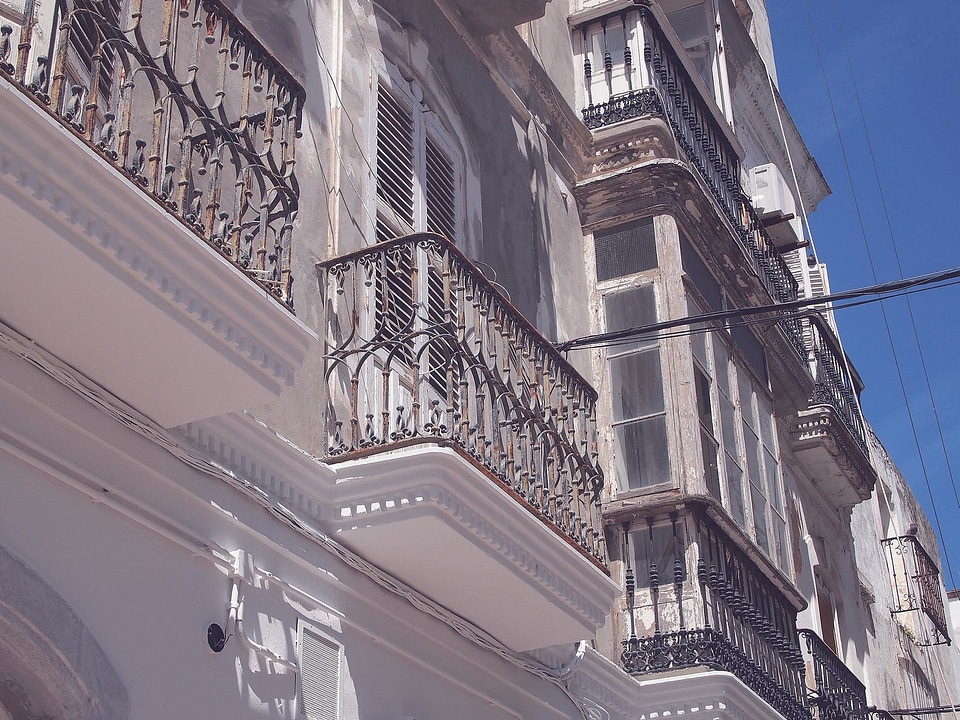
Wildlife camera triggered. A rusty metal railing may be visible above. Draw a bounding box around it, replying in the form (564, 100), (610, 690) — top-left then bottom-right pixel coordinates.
(318, 234), (606, 565)
(1, 0), (304, 308)
(881, 534), (950, 646)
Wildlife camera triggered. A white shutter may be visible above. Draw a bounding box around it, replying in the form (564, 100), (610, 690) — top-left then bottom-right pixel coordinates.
(425, 134), (457, 241)
(809, 261), (838, 333)
(783, 248), (805, 290)
(300, 628), (339, 720)
(376, 84), (415, 229)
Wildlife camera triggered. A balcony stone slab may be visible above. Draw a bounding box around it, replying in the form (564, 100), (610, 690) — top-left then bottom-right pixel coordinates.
(787, 405), (877, 509)
(634, 670), (795, 720)
(323, 444), (620, 652)
(450, 0), (548, 35)
(0, 78), (317, 428)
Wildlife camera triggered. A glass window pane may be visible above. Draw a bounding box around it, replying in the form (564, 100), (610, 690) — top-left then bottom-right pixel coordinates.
(695, 367), (713, 428)
(632, 524), (686, 588)
(738, 370), (756, 431)
(765, 448), (782, 509)
(605, 285), (658, 354)
(595, 219), (658, 281)
(743, 422), (762, 491)
(725, 454), (746, 527)
(751, 482), (770, 553)
(615, 416), (670, 489)
(691, 327), (709, 369)
(758, 393), (776, 450)
(732, 323), (767, 383)
(772, 514), (789, 571)
(610, 350), (664, 421)
(713, 339), (731, 396)
(680, 231), (721, 311)
(702, 430), (721, 501)
(719, 395), (738, 459)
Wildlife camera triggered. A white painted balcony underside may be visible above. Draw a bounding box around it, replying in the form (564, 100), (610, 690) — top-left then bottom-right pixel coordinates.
(0, 77), (316, 428)
(187, 412), (620, 654)
(323, 444), (620, 652)
(635, 669), (788, 720)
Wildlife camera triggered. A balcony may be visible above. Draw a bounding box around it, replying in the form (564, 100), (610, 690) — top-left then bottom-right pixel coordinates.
(787, 316), (876, 509)
(799, 628), (867, 720)
(448, 0), (549, 35)
(317, 233), (618, 651)
(881, 534), (951, 646)
(572, 5), (806, 363)
(0, 0), (313, 427)
(620, 505), (808, 720)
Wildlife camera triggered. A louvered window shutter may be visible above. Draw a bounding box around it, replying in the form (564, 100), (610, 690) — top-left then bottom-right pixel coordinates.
(300, 628), (339, 720)
(376, 85), (415, 230)
(425, 135), (456, 241)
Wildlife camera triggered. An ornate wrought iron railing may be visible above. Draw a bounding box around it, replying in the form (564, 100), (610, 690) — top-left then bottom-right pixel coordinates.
(805, 315), (868, 454)
(318, 233), (606, 564)
(880, 535), (950, 646)
(799, 628), (868, 720)
(581, 86), (662, 130)
(621, 509), (808, 720)
(1, 0), (304, 308)
(575, 8), (805, 360)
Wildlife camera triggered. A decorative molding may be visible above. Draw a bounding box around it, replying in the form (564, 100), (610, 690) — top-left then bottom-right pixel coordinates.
(788, 405), (876, 506)
(0, 77), (316, 391)
(324, 445), (618, 629)
(0, 321), (608, 720)
(179, 412), (336, 524)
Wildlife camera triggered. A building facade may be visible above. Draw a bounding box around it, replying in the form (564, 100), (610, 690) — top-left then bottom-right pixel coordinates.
(0, 0), (954, 719)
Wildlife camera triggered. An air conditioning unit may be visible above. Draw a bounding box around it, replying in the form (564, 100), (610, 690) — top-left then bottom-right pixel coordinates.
(749, 163), (806, 251)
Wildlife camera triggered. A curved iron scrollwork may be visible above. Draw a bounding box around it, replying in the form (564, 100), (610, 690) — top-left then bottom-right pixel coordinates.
(2, 0), (304, 309)
(581, 88), (663, 129)
(880, 535), (950, 646)
(621, 510), (809, 720)
(622, 628), (810, 720)
(319, 233), (606, 564)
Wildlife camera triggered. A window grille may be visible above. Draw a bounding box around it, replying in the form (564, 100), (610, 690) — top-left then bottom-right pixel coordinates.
(300, 628), (340, 720)
(595, 219), (657, 281)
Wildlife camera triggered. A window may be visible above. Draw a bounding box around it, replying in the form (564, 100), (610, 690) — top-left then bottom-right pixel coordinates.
(595, 220), (658, 282)
(632, 521), (686, 589)
(605, 283), (670, 490)
(682, 228), (789, 571)
(688, 294), (787, 568)
(597, 218), (669, 492)
(373, 70), (463, 394)
(375, 72), (460, 242)
(299, 625), (340, 720)
(661, 0), (719, 103)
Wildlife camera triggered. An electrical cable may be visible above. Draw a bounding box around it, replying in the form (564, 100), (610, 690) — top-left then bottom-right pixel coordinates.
(555, 264), (960, 351)
(802, 0), (955, 587)
(592, 277), (960, 351)
(830, 0), (960, 565)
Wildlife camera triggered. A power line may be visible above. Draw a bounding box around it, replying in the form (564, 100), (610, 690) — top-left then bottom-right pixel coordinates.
(830, 0), (960, 576)
(555, 264), (960, 352)
(804, 0), (955, 587)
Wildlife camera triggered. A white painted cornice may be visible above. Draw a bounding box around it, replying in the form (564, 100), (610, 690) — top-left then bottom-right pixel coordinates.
(0, 77), (317, 425)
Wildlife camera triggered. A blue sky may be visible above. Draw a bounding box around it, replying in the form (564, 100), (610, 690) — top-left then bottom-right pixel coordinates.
(766, 0), (960, 588)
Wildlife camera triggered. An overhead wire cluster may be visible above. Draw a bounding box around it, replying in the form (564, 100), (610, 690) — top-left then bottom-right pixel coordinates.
(804, 0), (960, 590)
(555, 265), (960, 352)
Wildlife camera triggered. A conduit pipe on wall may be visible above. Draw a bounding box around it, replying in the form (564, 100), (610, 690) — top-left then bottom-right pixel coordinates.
(228, 549), (298, 673)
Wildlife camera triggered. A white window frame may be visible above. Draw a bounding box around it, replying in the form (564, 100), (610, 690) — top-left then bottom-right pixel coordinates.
(687, 293), (790, 573)
(373, 63), (463, 244)
(297, 620), (342, 720)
